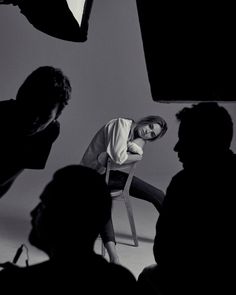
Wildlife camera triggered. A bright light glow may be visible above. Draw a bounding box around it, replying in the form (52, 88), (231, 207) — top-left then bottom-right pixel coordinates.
(66, 0), (86, 26)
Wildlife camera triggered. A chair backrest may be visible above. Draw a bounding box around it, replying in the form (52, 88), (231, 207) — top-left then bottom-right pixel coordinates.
(105, 158), (137, 194)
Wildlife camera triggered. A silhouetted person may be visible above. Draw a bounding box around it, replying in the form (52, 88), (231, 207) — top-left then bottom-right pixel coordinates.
(0, 66), (71, 198)
(138, 102), (236, 294)
(0, 165), (137, 293)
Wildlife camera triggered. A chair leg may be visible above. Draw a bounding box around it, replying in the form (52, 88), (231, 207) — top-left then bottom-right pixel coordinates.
(101, 241), (106, 257)
(123, 194), (138, 246)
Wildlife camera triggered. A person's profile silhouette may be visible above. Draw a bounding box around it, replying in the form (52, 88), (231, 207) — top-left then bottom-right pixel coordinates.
(0, 66), (71, 198)
(0, 165), (137, 293)
(138, 102), (236, 294)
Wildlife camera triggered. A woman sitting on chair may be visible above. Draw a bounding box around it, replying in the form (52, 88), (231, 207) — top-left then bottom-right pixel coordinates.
(80, 116), (167, 264)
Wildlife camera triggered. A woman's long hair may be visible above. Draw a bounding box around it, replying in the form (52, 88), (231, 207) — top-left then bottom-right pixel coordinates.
(133, 115), (168, 141)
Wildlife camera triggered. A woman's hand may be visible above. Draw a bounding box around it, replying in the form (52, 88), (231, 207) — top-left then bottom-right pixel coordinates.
(131, 138), (146, 149)
(127, 142), (143, 155)
(124, 153), (143, 164)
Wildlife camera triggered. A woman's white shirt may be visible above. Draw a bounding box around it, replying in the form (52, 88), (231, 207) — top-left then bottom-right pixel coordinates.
(80, 118), (133, 174)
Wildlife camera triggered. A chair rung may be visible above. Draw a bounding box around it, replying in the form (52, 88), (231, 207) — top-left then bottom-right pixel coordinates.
(111, 190), (123, 197)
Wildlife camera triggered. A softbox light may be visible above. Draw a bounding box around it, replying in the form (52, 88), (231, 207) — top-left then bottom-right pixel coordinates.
(2, 0), (93, 42)
(136, 1), (236, 102)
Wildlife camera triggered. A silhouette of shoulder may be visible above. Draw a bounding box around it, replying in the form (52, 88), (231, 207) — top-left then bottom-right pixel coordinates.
(0, 254), (137, 294)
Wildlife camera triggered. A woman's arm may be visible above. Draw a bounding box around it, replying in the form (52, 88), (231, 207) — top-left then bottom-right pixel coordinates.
(123, 138), (146, 165)
(106, 118), (132, 165)
(108, 152), (142, 170)
(106, 119), (146, 166)
(131, 138), (146, 149)
(127, 138), (146, 155)
(125, 153), (143, 164)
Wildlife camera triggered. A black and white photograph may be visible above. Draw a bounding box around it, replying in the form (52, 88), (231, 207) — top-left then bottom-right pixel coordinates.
(0, 1), (236, 293)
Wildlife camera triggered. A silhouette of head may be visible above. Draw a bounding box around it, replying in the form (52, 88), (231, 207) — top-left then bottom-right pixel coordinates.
(174, 102), (233, 167)
(29, 165), (111, 258)
(16, 66), (71, 135)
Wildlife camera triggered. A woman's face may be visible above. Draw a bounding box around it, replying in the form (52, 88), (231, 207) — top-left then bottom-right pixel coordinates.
(137, 123), (162, 140)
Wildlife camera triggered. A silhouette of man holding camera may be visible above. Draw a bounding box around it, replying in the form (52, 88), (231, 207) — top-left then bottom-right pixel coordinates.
(0, 66), (71, 198)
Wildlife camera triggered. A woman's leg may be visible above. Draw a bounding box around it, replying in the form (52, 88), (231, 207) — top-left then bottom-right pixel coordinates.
(109, 171), (165, 212)
(130, 175), (165, 212)
(100, 218), (120, 264)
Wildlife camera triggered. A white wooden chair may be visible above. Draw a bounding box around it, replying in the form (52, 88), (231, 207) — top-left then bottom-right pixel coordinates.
(101, 158), (138, 256)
